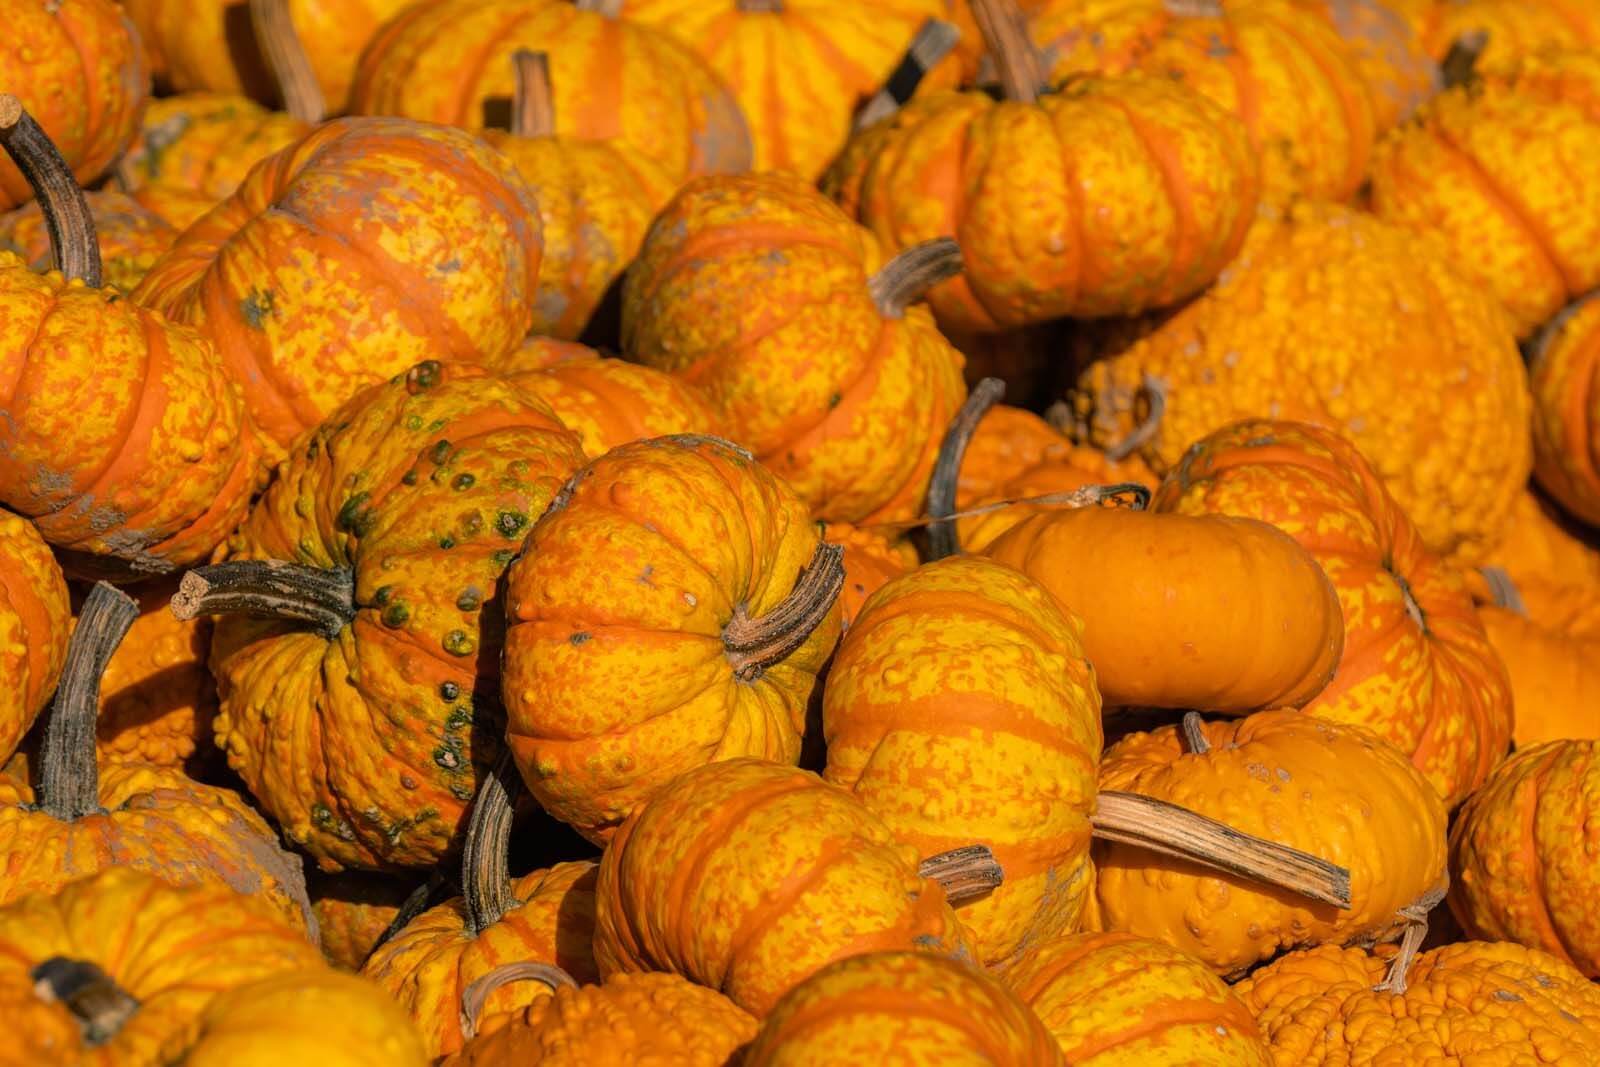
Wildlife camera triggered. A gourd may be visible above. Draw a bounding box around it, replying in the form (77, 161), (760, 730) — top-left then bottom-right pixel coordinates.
(0, 510), (70, 766)
(1530, 290), (1600, 526)
(1475, 597), (1600, 746)
(0, 191), (174, 293)
(308, 871), (414, 971)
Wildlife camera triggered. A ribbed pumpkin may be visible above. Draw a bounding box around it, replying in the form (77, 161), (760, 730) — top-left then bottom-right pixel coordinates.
(502, 435), (841, 843)
(1415, 0), (1600, 70)
(822, 522), (916, 631)
(1476, 602), (1600, 747)
(1155, 419), (1515, 806)
(351, 0), (752, 184)
(0, 190), (174, 293)
(0, 511), (69, 765)
(1077, 201), (1530, 563)
(309, 871), (412, 971)
(1530, 291), (1600, 526)
(115, 92), (311, 206)
(1273, 0), (1437, 132)
(623, 173), (967, 524)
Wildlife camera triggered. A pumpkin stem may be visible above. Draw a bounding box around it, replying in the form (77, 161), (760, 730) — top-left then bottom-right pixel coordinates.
(925, 377), (1006, 561)
(919, 844), (1004, 905)
(723, 541), (845, 681)
(1164, 0), (1223, 16)
(1104, 374), (1166, 462)
(38, 582), (137, 823)
(170, 560), (356, 639)
(463, 751), (520, 936)
(0, 95), (101, 287)
(738, 0), (784, 11)
(249, 0), (327, 123)
(868, 237), (964, 318)
(458, 961), (577, 1041)
(31, 957), (140, 1047)
(1478, 566), (1525, 615)
(1372, 881), (1448, 995)
(1180, 712), (1210, 754)
(1440, 31), (1487, 90)
(573, 0), (624, 16)
(1092, 790), (1353, 909)
(856, 19), (962, 130)
(510, 51), (557, 138)
(968, 0), (1046, 104)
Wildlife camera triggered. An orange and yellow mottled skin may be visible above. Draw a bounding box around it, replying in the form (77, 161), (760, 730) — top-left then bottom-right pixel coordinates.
(351, 0), (752, 184)
(1530, 291), (1600, 525)
(742, 951), (1064, 1065)
(820, 521), (916, 631)
(0, 0), (146, 211)
(133, 117), (544, 458)
(117, 93), (312, 205)
(1156, 420), (1515, 805)
(1080, 203), (1530, 563)
(1233, 940), (1600, 1065)
(210, 363), (586, 871)
(1003, 932), (1270, 1065)
(1089, 711), (1447, 977)
(0, 258), (260, 573)
(0, 190), (175, 294)
(1271, 0), (1437, 132)
(1450, 740), (1600, 976)
(1371, 50), (1600, 338)
(1416, 0), (1600, 69)
(594, 759), (980, 1017)
(363, 860), (599, 1059)
(0, 512), (68, 764)
(444, 972), (757, 1067)
(623, 173), (967, 524)
(308, 871), (411, 971)
(1477, 606), (1600, 746)
(0, 868), (327, 1066)
(502, 435), (838, 843)
(824, 557), (1102, 967)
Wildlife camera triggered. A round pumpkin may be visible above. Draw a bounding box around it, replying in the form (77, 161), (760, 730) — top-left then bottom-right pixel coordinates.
(0, 190), (174, 293)
(1416, 0), (1600, 70)
(1530, 290), (1600, 526)
(1273, 0), (1437, 131)
(115, 92), (311, 207)
(821, 521), (916, 631)
(309, 871), (414, 971)
(0, 511), (69, 766)
(1476, 603), (1600, 746)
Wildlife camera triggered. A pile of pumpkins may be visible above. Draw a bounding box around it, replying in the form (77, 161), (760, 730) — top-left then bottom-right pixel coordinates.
(1, 0), (1599, 1062)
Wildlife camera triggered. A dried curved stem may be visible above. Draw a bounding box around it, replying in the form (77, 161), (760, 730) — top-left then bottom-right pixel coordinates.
(724, 542), (845, 681)
(31, 957), (139, 1047)
(919, 844), (1003, 905)
(1180, 712), (1210, 754)
(511, 50), (556, 138)
(458, 961), (577, 1041)
(1373, 881), (1449, 994)
(868, 238), (964, 318)
(171, 560), (355, 639)
(1105, 374), (1166, 462)
(0, 94), (101, 287)
(463, 751), (521, 936)
(250, 0), (326, 123)
(925, 377), (1006, 561)
(856, 19), (961, 130)
(1440, 31), (1488, 90)
(1479, 566), (1525, 615)
(968, 0), (1045, 103)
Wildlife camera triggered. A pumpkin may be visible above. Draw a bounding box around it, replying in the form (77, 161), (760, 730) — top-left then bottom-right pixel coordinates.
(1272, 0), (1437, 131)
(1449, 740), (1600, 976)
(350, 0), (752, 184)
(1002, 931), (1270, 1064)
(1476, 603), (1600, 746)
(0, 190), (174, 293)
(0, 510), (69, 765)
(742, 951), (1065, 1065)
(1154, 419), (1515, 806)
(0, 0), (146, 211)
(622, 172), (968, 524)
(821, 521), (916, 631)
(1076, 201), (1530, 564)
(114, 92), (311, 208)
(823, 556), (1103, 966)
(1416, 0), (1600, 70)
(309, 871), (414, 971)
(1480, 488), (1600, 598)
(176, 361), (586, 871)
(1530, 290), (1600, 526)
(502, 434), (842, 843)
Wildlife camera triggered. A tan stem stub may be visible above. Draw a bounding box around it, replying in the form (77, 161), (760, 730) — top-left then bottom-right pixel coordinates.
(463, 752), (521, 936)
(1391, 570), (1426, 632)
(868, 237), (964, 318)
(573, 0), (624, 16)
(724, 541), (845, 681)
(171, 560), (356, 639)
(855, 18), (961, 131)
(31, 957), (140, 1047)
(1104, 374), (1167, 462)
(738, 0), (784, 11)
(1372, 881), (1449, 995)
(1180, 712), (1211, 754)
(459, 961), (577, 1041)
(249, 0), (327, 123)
(968, 0), (1046, 103)
(511, 50), (556, 138)
(925, 377), (1006, 561)
(919, 844), (1004, 905)
(1440, 30), (1488, 90)
(0, 94), (102, 287)
(1479, 566), (1525, 615)
(1164, 0), (1223, 16)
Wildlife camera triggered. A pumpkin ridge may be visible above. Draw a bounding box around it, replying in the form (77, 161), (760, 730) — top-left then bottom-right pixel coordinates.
(1514, 748), (1584, 965)
(1267, 13), (1374, 198)
(643, 221), (863, 309)
(1099, 93), (1197, 300)
(829, 691), (1100, 774)
(756, 977), (1025, 1058)
(1050, 982), (1257, 1061)
(717, 836), (859, 991)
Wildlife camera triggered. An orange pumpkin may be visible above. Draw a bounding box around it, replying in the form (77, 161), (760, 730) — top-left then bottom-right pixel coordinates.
(309, 871), (413, 971)
(1476, 603), (1600, 746)
(0, 511), (69, 766)
(1274, 0), (1438, 131)
(0, 190), (174, 293)
(1415, 0), (1600, 70)
(1479, 488), (1600, 598)
(115, 92), (312, 208)
(1530, 291), (1600, 526)
(821, 522), (917, 631)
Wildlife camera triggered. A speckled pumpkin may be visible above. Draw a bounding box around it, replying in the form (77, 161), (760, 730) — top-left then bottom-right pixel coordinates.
(1273, 0), (1437, 131)
(1530, 290), (1600, 526)
(1476, 604), (1600, 746)
(0, 512), (68, 765)
(1416, 0), (1600, 70)
(309, 871), (413, 971)
(1002, 931), (1270, 1064)
(0, 190), (174, 293)
(1077, 202), (1530, 563)
(502, 435), (840, 843)
(115, 92), (312, 205)
(623, 172), (967, 524)
(132, 117), (544, 457)
(821, 522), (916, 631)
(824, 556), (1102, 966)
(1155, 419), (1515, 806)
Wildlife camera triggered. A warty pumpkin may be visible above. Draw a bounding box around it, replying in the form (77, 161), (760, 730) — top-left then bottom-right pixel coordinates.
(1271, 0), (1437, 132)
(309, 871), (413, 971)
(0, 190), (174, 294)
(1530, 290), (1600, 527)
(501, 434), (842, 843)
(821, 521), (916, 631)
(1414, 0), (1600, 71)
(0, 509), (69, 766)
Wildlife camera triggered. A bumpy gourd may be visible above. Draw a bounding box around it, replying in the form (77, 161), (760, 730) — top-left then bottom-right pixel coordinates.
(115, 92), (311, 206)
(1530, 290), (1600, 526)
(0, 190), (174, 293)
(309, 871), (413, 971)
(0, 511), (69, 765)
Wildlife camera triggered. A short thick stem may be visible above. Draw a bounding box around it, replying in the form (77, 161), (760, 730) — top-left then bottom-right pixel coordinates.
(1180, 712), (1210, 754)
(1164, 0), (1223, 15)
(968, 0), (1046, 103)
(511, 51), (556, 138)
(855, 18), (961, 130)
(919, 844), (1003, 905)
(463, 751), (520, 936)
(458, 961), (576, 1041)
(0, 95), (101, 287)
(1440, 31), (1487, 90)
(868, 238), (964, 318)
(250, 0), (326, 123)
(925, 377), (1006, 561)
(1373, 881), (1448, 994)
(31, 957), (139, 1047)
(171, 560), (355, 639)
(724, 542), (844, 681)
(738, 0), (784, 10)
(573, 0), (623, 16)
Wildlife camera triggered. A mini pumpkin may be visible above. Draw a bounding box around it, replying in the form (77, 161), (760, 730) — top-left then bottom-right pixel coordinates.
(1476, 600), (1600, 746)
(114, 92), (311, 210)
(0, 190), (175, 293)
(1415, 0), (1600, 71)
(821, 522), (916, 631)
(1530, 290), (1600, 526)
(1273, 0), (1437, 131)
(309, 871), (415, 971)
(0, 510), (69, 766)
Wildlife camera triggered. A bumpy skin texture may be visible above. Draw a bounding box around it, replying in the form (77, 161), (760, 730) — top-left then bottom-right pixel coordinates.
(210, 364), (586, 871)
(1416, 0), (1600, 70)
(0, 513), (68, 764)
(1080, 202), (1530, 563)
(623, 174), (967, 524)
(362, 861), (599, 1059)
(594, 759), (979, 1017)
(1233, 940), (1600, 1065)
(1530, 291), (1600, 526)
(117, 92), (312, 204)
(824, 557), (1102, 966)
(1089, 710), (1447, 976)
(1477, 606), (1600, 747)
(351, 0), (752, 183)
(309, 871), (412, 971)
(503, 435), (839, 844)
(821, 522), (916, 631)
(1156, 420), (1515, 806)
(0, 868), (326, 1067)
(1274, 0), (1437, 132)
(742, 951), (1065, 1065)
(133, 118), (544, 457)
(444, 972), (757, 1067)
(0, 256), (259, 573)
(1450, 740), (1600, 977)
(0, 0), (146, 210)
(1371, 51), (1600, 339)
(0, 190), (175, 294)
(1003, 931), (1270, 1065)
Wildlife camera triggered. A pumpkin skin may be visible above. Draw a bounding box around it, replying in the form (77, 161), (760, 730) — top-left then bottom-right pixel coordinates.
(1078, 202), (1530, 563)
(593, 758), (979, 1017)
(1154, 419), (1515, 806)
(116, 92), (312, 206)
(132, 117), (544, 457)
(1530, 290), (1600, 526)
(208, 363), (586, 871)
(309, 871), (412, 971)
(1417, 0), (1600, 70)
(1481, 488), (1600, 597)
(623, 173), (968, 524)
(1088, 710), (1448, 976)
(823, 556), (1102, 966)
(1002, 931), (1270, 1065)
(0, 190), (175, 294)
(742, 951), (1065, 1065)
(1275, 0), (1437, 132)
(350, 0), (752, 184)
(822, 522), (916, 631)
(1476, 605), (1600, 746)
(502, 435), (840, 843)
(0, 511), (69, 765)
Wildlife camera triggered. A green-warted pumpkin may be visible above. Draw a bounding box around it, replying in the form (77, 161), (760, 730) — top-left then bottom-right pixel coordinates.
(1530, 290), (1600, 526)
(309, 871), (413, 971)
(1088, 710), (1447, 976)
(622, 172), (968, 524)
(1449, 740), (1600, 977)
(823, 556), (1103, 966)
(350, 0), (752, 184)
(821, 522), (916, 631)
(1415, 0), (1600, 71)
(179, 361), (586, 871)
(0, 190), (174, 294)
(501, 434), (841, 843)
(1154, 419), (1515, 806)
(132, 117), (544, 458)
(1076, 201), (1530, 563)
(1002, 931), (1270, 1064)
(0, 510), (69, 765)
(115, 92), (311, 208)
